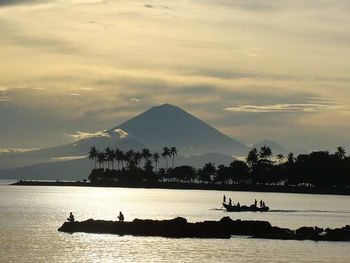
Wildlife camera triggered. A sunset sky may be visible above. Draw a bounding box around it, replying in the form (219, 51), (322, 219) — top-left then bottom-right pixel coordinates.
(0, 0), (349, 152)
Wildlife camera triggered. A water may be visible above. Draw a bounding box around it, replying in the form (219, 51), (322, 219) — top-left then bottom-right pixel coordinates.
(1, 183), (350, 262)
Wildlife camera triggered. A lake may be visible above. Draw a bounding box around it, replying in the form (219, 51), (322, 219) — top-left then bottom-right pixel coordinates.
(1, 182), (350, 262)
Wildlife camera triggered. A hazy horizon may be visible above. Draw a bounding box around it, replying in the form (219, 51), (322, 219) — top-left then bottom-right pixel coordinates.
(0, 0), (349, 152)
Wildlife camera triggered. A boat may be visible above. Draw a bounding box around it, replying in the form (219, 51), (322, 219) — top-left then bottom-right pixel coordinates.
(222, 203), (269, 212)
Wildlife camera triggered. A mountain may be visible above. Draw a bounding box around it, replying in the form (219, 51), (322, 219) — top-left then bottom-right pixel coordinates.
(0, 104), (248, 179)
(115, 104), (249, 156)
(251, 140), (289, 155)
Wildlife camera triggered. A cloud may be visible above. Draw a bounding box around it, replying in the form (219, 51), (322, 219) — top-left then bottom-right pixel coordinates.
(68, 93), (81, 96)
(69, 130), (110, 140)
(0, 0), (349, 152)
(224, 98), (350, 113)
(0, 147), (39, 153)
(112, 128), (128, 138)
(51, 155), (87, 161)
(0, 87), (9, 102)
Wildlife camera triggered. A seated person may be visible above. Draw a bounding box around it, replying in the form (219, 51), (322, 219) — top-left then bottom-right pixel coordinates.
(118, 211), (124, 222)
(67, 212), (74, 223)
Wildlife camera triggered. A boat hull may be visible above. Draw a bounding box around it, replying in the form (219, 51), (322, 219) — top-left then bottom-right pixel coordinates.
(223, 203), (269, 212)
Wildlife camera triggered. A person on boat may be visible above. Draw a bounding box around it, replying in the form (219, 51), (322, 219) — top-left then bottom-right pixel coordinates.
(237, 202), (240, 208)
(67, 212), (74, 223)
(260, 200), (263, 208)
(118, 211), (124, 222)
(229, 198), (232, 206)
(262, 201), (265, 208)
(254, 199), (257, 207)
(223, 195), (226, 204)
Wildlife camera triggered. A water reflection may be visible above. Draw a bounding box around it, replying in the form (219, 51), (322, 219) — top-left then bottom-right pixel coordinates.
(1, 185), (350, 262)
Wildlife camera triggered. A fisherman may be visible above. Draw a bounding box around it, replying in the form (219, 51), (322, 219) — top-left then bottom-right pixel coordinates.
(237, 202), (240, 208)
(118, 211), (124, 222)
(254, 199), (257, 207)
(67, 212), (74, 223)
(229, 198), (232, 206)
(223, 195), (226, 204)
(260, 200), (263, 208)
(262, 201), (265, 208)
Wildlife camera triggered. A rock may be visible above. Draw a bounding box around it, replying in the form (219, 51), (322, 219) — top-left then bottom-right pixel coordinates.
(295, 226), (318, 240)
(57, 218), (350, 241)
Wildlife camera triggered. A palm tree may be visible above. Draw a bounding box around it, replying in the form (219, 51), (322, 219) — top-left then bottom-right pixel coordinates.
(162, 147), (170, 170)
(287, 152), (295, 165)
(134, 151), (142, 168)
(170, 146), (178, 168)
(109, 149), (116, 169)
(115, 149), (123, 170)
(141, 148), (152, 166)
(88, 146), (99, 168)
(105, 147), (113, 169)
(125, 150), (135, 169)
(152, 152), (160, 172)
(335, 146), (346, 160)
(97, 152), (106, 169)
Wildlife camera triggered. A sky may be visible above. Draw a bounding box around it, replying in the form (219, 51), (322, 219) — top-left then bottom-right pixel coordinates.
(0, 0), (349, 153)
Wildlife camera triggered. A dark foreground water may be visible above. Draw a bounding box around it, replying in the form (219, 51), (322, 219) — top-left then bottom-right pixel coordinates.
(1, 182), (350, 262)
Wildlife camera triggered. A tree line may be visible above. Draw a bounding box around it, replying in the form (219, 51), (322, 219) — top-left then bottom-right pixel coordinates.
(88, 146), (178, 184)
(88, 145), (350, 189)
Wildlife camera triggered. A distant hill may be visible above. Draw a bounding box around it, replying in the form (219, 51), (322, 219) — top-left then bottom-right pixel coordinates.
(251, 140), (289, 155)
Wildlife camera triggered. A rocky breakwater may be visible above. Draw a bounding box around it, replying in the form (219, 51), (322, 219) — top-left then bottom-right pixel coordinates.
(58, 217), (350, 241)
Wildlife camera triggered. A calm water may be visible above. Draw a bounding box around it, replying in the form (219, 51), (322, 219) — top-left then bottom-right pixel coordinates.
(1, 183), (350, 262)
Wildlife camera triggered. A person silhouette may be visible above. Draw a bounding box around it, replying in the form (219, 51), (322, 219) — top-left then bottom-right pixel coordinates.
(118, 211), (124, 222)
(229, 198), (232, 206)
(254, 199), (257, 207)
(67, 212), (74, 223)
(223, 195), (226, 204)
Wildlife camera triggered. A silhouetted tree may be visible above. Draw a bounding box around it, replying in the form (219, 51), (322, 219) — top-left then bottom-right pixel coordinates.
(259, 145), (273, 160)
(162, 147), (170, 170)
(87, 144), (350, 190)
(89, 147), (99, 168)
(152, 152), (160, 173)
(97, 152), (106, 169)
(115, 149), (123, 170)
(142, 148), (152, 164)
(287, 152), (295, 165)
(229, 160), (249, 183)
(246, 148), (258, 167)
(200, 162), (216, 182)
(170, 146), (178, 168)
(170, 165), (196, 182)
(105, 148), (115, 169)
(335, 146), (346, 160)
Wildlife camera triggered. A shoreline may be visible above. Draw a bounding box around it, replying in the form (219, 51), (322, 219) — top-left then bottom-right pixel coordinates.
(11, 180), (350, 196)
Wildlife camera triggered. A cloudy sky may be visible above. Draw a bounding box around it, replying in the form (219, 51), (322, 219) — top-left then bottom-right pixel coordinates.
(0, 0), (349, 152)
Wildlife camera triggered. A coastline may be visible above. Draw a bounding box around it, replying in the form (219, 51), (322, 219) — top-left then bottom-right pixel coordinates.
(11, 180), (350, 196)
